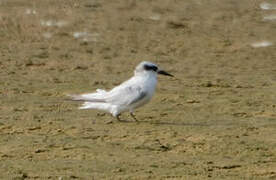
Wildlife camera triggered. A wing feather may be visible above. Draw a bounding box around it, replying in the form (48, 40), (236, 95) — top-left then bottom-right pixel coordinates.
(68, 77), (147, 106)
(128, 91), (147, 105)
(104, 82), (146, 106)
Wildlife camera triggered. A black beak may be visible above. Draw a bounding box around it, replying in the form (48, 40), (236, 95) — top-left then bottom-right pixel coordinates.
(157, 70), (174, 77)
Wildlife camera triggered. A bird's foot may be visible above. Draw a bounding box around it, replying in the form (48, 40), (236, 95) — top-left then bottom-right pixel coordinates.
(116, 114), (123, 122)
(130, 112), (138, 122)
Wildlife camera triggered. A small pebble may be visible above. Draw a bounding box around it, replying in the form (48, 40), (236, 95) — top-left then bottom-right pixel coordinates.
(186, 100), (200, 103)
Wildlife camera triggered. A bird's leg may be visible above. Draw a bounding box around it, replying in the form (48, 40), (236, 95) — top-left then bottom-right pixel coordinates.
(130, 112), (138, 122)
(116, 114), (122, 122)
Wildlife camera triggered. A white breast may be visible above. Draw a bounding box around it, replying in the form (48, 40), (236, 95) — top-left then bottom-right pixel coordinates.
(129, 74), (157, 110)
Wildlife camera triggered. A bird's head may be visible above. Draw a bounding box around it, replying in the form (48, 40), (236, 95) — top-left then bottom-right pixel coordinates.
(134, 61), (173, 77)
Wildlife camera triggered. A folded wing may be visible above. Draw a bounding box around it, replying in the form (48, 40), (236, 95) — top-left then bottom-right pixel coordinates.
(105, 84), (147, 106)
(68, 77), (147, 108)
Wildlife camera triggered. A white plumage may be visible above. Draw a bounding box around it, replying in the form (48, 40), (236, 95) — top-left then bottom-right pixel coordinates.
(68, 61), (173, 121)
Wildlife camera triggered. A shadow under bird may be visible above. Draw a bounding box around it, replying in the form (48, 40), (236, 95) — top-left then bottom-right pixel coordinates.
(68, 61), (173, 121)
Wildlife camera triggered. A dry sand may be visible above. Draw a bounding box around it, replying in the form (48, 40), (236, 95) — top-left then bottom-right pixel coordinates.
(0, 0), (276, 179)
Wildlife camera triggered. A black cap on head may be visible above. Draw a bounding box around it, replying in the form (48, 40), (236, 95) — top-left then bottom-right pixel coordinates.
(143, 64), (158, 72)
(138, 61), (173, 77)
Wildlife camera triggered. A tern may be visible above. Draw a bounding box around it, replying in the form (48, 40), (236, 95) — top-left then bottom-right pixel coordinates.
(68, 61), (173, 121)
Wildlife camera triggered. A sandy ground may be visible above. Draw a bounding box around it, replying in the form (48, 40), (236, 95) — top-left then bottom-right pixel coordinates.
(1, 0), (276, 179)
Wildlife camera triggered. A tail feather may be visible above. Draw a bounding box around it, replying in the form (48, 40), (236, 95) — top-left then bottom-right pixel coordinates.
(96, 89), (107, 94)
(79, 102), (112, 112)
(67, 89), (107, 102)
(67, 89), (114, 114)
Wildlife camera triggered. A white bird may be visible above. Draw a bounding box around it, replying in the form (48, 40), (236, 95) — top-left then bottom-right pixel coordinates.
(68, 61), (173, 121)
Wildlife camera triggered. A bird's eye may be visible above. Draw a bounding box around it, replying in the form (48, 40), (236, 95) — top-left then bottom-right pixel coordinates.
(144, 64), (158, 72)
